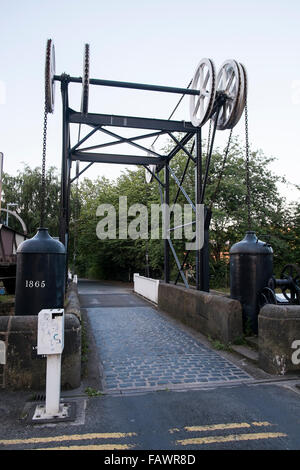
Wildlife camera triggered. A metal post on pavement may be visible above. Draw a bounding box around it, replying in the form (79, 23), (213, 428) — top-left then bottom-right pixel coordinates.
(31, 308), (75, 422)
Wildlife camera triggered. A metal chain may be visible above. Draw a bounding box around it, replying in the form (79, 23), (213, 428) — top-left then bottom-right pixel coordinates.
(209, 128), (233, 210)
(206, 119), (212, 159)
(40, 96), (48, 228)
(73, 161), (80, 273)
(244, 99), (252, 230)
(40, 40), (52, 228)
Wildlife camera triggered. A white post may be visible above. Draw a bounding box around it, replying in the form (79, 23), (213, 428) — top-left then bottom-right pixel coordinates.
(45, 354), (62, 415)
(36, 309), (65, 419)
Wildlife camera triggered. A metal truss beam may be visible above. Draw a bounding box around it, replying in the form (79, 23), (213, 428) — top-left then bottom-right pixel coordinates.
(68, 110), (196, 133)
(143, 165), (165, 187)
(168, 133), (196, 163)
(54, 74), (199, 97)
(78, 129), (168, 153)
(71, 151), (162, 166)
(98, 127), (163, 158)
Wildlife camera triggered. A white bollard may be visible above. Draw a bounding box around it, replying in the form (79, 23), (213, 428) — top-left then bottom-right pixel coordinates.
(36, 309), (65, 419)
(45, 354), (62, 415)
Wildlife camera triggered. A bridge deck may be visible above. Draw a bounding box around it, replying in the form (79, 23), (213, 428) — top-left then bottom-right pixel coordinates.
(78, 280), (251, 394)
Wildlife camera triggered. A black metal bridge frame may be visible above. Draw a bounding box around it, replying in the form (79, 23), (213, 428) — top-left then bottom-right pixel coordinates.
(56, 73), (219, 291)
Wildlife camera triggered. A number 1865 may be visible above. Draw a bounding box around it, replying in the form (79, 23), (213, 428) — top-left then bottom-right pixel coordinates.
(25, 280), (46, 288)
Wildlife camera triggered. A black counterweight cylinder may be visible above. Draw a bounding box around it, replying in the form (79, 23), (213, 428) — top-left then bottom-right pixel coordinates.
(230, 231), (273, 334)
(14, 228), (66, 316)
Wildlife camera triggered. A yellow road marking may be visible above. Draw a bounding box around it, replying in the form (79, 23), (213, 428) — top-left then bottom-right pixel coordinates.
(252, 421), (272, 427)
(169, 428), (180, 434)
(177, 432), (287, 446)
(35, 444), (134, 451)
(184, 421), (272, 432)
(0, 432), (137, 447)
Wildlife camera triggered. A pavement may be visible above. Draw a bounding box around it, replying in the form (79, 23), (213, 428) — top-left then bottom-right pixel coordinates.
(0, 279), (300, 452)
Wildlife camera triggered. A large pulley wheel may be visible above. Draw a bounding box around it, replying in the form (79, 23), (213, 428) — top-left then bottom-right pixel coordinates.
(230, 62), (248, 128)
(212, 59), (243, 130)
(189, 58), (216, 127)
(81, 43), (90, 115)
(45, 39), (56, 114)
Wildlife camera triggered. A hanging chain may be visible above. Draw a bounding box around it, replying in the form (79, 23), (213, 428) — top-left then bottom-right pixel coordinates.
(73, 161), (80, 273)
(206, 119), (212, 159)
(40, 95), (48, 228)
(244, 99), (252, 230)
(209, 128), (233, 210)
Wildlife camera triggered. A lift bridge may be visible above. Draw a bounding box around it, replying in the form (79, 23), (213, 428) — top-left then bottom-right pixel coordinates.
(42, 41), (248, 293)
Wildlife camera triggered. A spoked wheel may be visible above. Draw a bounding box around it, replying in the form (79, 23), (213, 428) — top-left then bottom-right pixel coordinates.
(45, 39), (56, 113)
(190, 58), (216, 127)
(280, 264), (300, 304)
(230, 62), (248, 128)
(212, 59), (245, 130)
(258, 287), (278, 309)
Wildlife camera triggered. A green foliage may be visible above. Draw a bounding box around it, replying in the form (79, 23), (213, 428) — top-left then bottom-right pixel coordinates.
(70, 137), (299, 285)
(84, 387), (102, 397)
(2, 164), (61, 237)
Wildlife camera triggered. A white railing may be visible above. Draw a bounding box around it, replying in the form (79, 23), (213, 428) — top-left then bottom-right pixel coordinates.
(133, 273), (160, 304)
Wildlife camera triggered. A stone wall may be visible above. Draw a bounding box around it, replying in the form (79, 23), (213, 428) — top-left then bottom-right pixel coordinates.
(158, 283), (243, 344)
(258, 304), (300, 375)
(0, 282), (81, 390)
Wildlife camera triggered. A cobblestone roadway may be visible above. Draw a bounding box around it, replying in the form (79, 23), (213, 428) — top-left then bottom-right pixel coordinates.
(80, 283), (251, 393)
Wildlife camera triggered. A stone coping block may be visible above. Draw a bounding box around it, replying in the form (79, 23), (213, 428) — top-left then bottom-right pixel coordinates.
(0, 313), (81, 390)
(258, 304), (300, 375)
(65, 281), (81, 322)
(158, 283), (243, 344)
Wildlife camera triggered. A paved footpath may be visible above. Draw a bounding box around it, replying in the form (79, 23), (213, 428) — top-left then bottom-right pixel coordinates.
(79, 280), (251, 393)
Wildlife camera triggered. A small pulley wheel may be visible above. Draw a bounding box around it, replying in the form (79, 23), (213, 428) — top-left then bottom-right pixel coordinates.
(45, 39), (56, 113)
(81, 43), (90, 115)
(258, 287), (278, 309)
(145, 146), (157, 184)
(189, 58), (216, 127)
(280, 264), (300, 304)
(212, 59), (242, 130)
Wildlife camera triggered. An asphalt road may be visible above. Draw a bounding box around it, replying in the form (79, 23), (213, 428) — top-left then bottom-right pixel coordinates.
(0, 279), (300, 454)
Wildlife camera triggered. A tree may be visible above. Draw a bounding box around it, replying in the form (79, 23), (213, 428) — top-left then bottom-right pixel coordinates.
(152, 137), (291, 286)
(2, 164), (61, 237)
(64, 136), (296, 286)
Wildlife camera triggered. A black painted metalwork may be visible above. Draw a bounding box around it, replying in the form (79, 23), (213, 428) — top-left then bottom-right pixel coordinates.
(55, 71), (224, 293)
(71, 151), (162, 166)
(54, 75), (200, 96)
(15, 228), (66, 316)
(229, 231), (273, 334)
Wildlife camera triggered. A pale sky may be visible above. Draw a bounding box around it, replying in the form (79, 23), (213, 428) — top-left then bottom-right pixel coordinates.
(0, 0), (299, 203)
